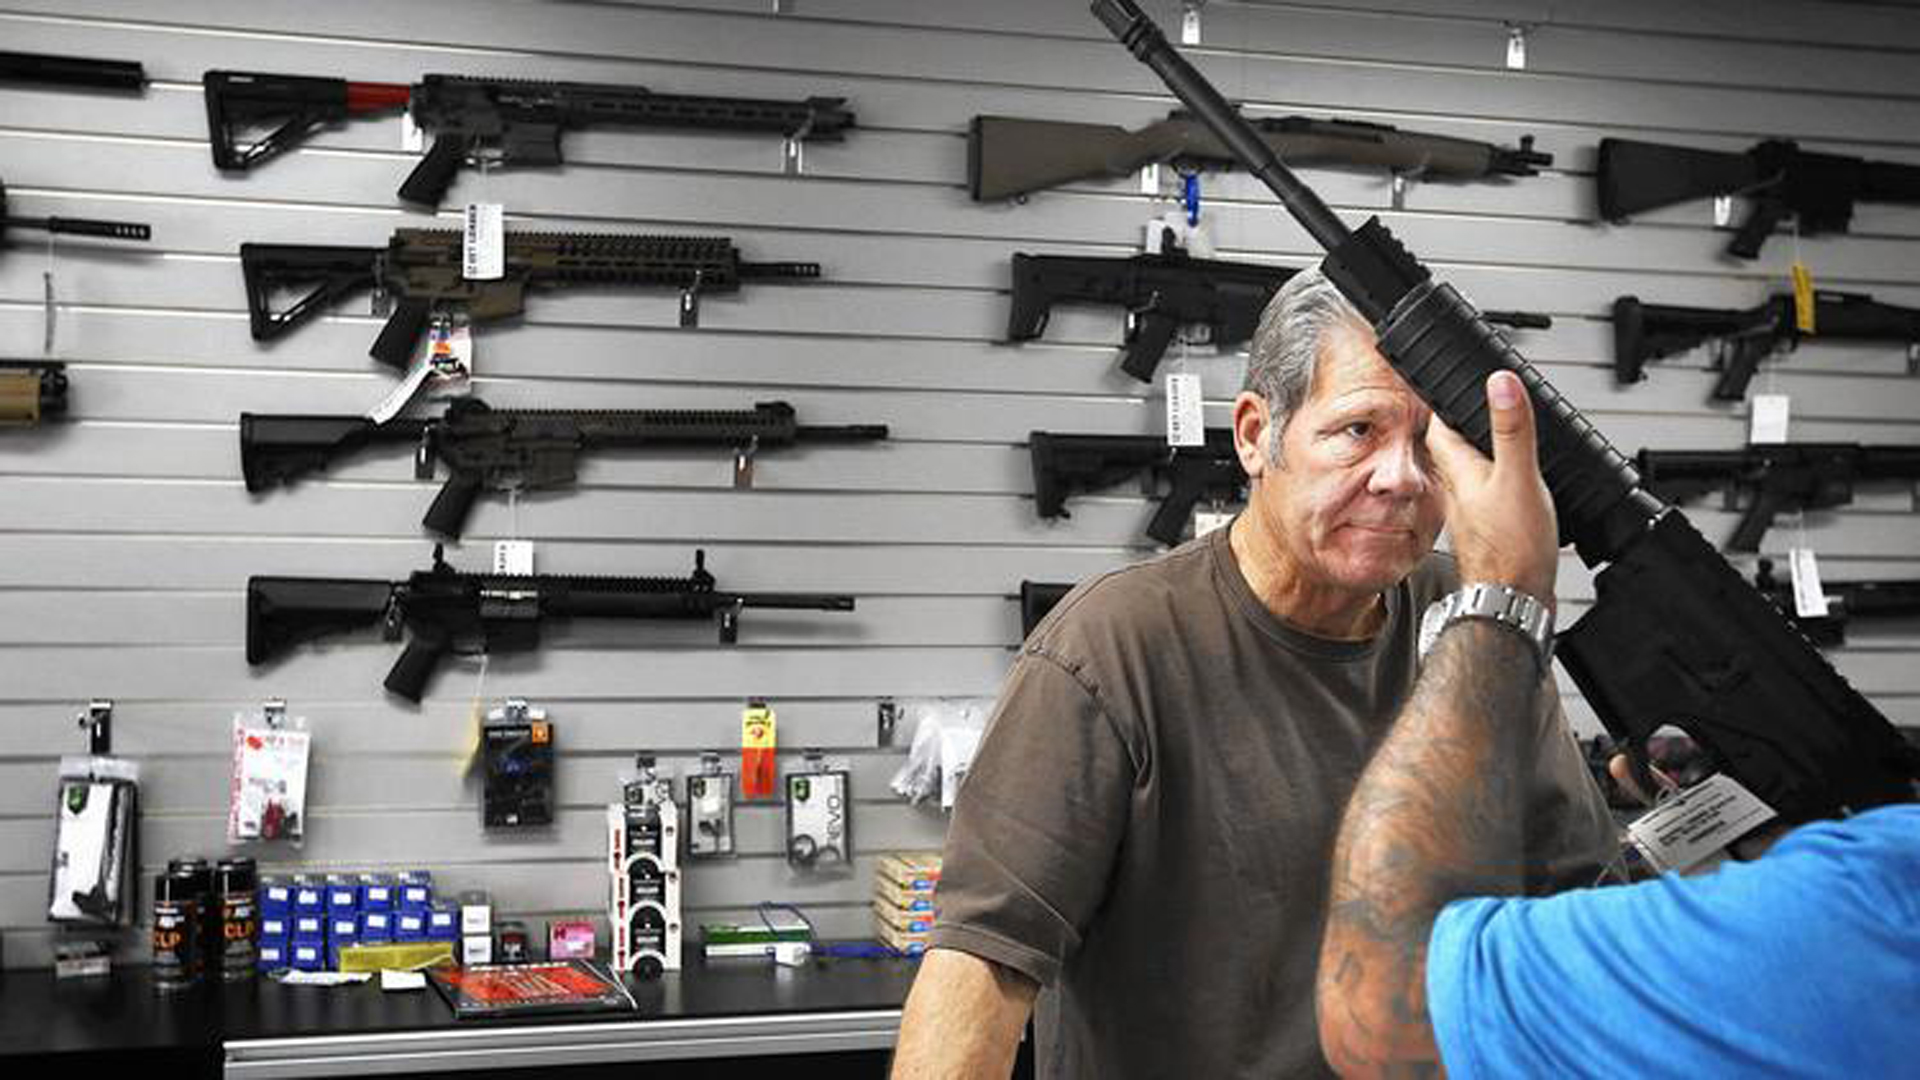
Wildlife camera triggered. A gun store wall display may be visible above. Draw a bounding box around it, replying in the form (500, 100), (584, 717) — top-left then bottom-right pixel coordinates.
(1090, 0), (1920, 828)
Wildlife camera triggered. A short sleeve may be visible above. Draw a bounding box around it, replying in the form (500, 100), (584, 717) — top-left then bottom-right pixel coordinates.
(930, 649), (1138, 987)
(1427, 805), (1920, 1080)
(1521, 682), (1618, 893)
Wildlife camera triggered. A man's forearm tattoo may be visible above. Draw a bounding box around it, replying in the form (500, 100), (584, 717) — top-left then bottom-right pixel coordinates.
(1319, 621), (1542, 1077)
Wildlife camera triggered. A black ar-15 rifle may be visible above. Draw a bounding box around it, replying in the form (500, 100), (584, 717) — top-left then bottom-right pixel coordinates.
(970, 110), (1548, 202)
(1011, 246), (1550, 382)
(1614, 292), (1920, 400)
(241, 229), (817, 367)
(0, 361), (67, 427)
(1031, 428), (1243, 546)
(1597, 136), (1920, 259)
(204, 70), (855, 206)
(1637, 442), (1920, 553)
(1096, 0), (1918, 825)
(2, 178), (151, 248)
(1753, 558), (1920, 648)
(248, 547), (856, 701)
(241, 398), (888, 540)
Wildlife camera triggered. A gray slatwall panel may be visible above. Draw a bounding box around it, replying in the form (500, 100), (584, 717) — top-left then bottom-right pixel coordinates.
(2, 0), (1917, 969)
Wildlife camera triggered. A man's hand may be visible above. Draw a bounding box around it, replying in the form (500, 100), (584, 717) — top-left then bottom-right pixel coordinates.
(1424, 370), (1559, 605)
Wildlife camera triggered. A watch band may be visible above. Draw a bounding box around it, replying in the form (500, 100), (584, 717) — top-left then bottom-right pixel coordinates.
(1418, 583), (1555, 671)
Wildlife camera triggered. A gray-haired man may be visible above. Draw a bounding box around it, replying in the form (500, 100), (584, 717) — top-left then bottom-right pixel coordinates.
(892, 269), (1615, 1079)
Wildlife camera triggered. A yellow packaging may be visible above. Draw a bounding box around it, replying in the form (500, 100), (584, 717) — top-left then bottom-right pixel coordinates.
(335, 940), (457, 973)
(874, 851), (942, 893)
(873, 899), (936, 936)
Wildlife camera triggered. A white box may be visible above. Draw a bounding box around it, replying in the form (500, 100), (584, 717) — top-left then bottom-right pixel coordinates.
(462, 935), (493, 966)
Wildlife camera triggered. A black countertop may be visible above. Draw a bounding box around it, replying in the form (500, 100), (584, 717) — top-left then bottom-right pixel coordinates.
(0, 953), (922, 1071)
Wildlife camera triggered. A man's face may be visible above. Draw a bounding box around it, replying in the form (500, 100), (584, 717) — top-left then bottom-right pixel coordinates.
(1244, 322), (1445, 594)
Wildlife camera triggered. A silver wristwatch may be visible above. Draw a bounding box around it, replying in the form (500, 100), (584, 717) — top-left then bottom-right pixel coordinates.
(1418, 583), (1555, 670)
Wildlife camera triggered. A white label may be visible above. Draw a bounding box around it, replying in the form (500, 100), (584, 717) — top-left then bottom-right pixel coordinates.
(1789, 547), (1830, 619)
(1165, 372), (1206, 447)
(1505, 26), (1527, 70)
(401, 111), (425, 153)
(1139, 162), (1161, 195)
(42, 269), (56, 353)
(365, 358), (436, 424)
(1627, 772), (1776, 874)
(1193, 510), (1234, 537)
(494, 540), (535, 576)
(380, 970), (427, 992)
(1181, 4), (1202, 44)
(1713, 195), (1734, 228)
(463, 203), (504, 281)
(1748, 393), (1791, 444)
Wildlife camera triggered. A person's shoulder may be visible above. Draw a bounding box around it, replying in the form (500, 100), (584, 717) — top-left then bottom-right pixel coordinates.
(1029, 537), (1218, 660)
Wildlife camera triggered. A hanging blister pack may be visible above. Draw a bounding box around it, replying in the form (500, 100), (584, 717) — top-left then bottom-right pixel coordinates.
(228, 701), (311, 844)
(50, 702), (140, 926)
(482, 700), (553, 829)
(785, 753), (852, 875)
(686, 753), (737, 859)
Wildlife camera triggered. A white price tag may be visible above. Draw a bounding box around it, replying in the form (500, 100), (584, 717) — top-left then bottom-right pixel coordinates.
(400, 110), (425, 153)
(1181, 3), (1203, 44)
(1505, 26), (1527, 70)
(1748, 393), (1791, 444)
(493, 541), (535, 576)
(463, 203), (504, 281)
(1713, 195), (1733, 228)
(1165, 372), (1205, 447)
(1627, 772), (1776, 874)
(1193, 510), (1234, 537)
(366, 358), (436, 424)
(1140, 162), (1161, 195)
(1788, 547), (1830, 619)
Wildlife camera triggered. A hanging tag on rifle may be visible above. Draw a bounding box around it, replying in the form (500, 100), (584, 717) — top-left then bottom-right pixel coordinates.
(463, 203), (505, 281)
(367, 358), (437, 425)
(493, 541), (535, 577)
(680, 269), (706, 328)
(1193, 507), (1234, 537)
(1181, 2), (1203, 45)
(1627, 772), (1776, 874)
(1139, 163), (1161, 196)
(1505, 25), (1528, 70)
(1790, 262), (1817, 334)
(1165, 371), (1205, 448)
(400, 110), (425, 153)
(1788, 548), (1830, 619)
(426, 310), (474, 393)
(741, 701), (777, 800)
(1748, 393), (1790, 445)
(41, 268), (57, 354)
(1713, 196), (1733, 228)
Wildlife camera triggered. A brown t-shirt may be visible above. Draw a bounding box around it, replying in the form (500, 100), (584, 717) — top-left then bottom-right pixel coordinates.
(932, 524), (1615, 1079)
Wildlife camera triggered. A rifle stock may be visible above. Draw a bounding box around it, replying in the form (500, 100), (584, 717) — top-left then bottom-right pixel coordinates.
(246, 576), (395, 665)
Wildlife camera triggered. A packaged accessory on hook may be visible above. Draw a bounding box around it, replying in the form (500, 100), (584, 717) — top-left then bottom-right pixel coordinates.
(889, 699), (990, 810)
(686, 752), (736, 859)
(228, 700), (310, 844)
(50, 701), (140, 926)
(785, 752), (852, 876)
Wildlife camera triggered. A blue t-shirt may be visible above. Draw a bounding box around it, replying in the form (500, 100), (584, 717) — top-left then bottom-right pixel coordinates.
(1428, 804), (1920, 1079)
